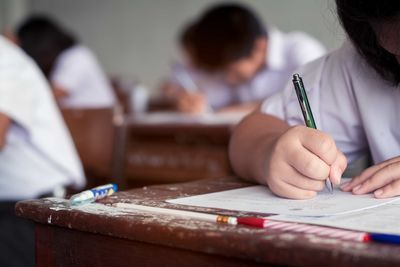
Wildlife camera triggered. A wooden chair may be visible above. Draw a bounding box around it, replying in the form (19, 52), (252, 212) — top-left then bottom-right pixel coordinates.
(61, 107), (123, 188)
(110, 77), (132, 114)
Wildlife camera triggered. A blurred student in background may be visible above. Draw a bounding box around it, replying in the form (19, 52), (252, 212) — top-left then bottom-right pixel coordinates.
(160, 3), (326, 114)
(16, 15), (115, 109)
(0, 35), (85, 266)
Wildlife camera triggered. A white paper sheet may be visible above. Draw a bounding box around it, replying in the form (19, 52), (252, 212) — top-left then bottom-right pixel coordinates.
(130, 112), (246, 125)
(167, 184), (400, 217)
(270, 202), (400, 235)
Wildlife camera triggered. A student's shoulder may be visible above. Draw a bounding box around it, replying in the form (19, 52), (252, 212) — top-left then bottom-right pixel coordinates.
(305, 41), (360, 72)
(284, 30), (323, 46)
(325, 41), (373, 80)
(57, 44), (98, 68)
(274, 29), (326, 68)
(63, 45), (93, 57)
(0, 36), (48, 87)
(0, 36), (36, 68)
(285, 42), (351, 90)
(295, 41), (374, 98)
(283, 31), (325, 53)
(329, 41), (359, 64)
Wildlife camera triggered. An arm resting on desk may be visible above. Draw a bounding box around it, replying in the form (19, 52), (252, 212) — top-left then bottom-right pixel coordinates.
(217, 102), (260, 114)
(229, 110), (288, 185)
(160, 81), (207, 114)
(229, 110), (346, 199)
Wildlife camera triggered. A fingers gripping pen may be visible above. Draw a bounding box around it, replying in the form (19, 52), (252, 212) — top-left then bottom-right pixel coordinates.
(292, 74), (333, 193)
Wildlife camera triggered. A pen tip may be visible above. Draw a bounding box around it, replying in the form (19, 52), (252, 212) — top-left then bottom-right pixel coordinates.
(293, 73), (300, 80)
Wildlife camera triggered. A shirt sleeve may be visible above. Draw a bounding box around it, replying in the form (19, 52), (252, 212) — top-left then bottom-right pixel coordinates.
(0, 43), (41, 131)
(166, 62), (200, 92)
(50, 47), (90, 94)
(284, 32), (327, 70)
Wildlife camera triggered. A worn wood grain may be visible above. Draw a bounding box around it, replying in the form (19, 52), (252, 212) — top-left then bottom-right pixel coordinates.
(16, 177), (400, 267)
(117, 115), (236, 188)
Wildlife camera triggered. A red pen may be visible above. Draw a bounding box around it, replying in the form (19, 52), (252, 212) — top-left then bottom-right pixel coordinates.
(114, 203), (369, 242)
(237, 217), (268, 228)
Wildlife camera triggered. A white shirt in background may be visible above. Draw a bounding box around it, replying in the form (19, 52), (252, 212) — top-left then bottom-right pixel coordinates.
(50, 45), (116, 108)
(0, 36), (85, 200)
(168, 27), (326, 110)
(261, 41), (400, 165)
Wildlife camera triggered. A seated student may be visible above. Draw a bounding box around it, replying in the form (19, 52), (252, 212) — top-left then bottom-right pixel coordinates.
(229, 0), (400, 200)
(16, 15), (115, 109)
(0, 36), (85, 266)
(160, 3), (326, 113)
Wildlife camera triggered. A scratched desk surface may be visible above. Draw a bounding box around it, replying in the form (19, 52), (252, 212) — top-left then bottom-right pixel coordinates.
(16, 177), (400, 267)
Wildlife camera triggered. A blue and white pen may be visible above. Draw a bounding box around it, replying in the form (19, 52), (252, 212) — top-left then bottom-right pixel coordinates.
(69, 183), (118, 206)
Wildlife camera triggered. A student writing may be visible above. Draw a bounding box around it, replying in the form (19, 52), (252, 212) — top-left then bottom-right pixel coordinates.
(160, 3), (326, 113)
(229, 0), (400, 200)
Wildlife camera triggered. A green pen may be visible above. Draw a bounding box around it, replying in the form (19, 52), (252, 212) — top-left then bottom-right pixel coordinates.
(292, 74), (333, 193)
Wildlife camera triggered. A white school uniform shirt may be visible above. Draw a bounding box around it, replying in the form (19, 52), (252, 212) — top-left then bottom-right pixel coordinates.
(0, 37), (85, 200)
(261, 41), (400, 165)
(50, 45), (115, 108)
(169, 27), (326, 110)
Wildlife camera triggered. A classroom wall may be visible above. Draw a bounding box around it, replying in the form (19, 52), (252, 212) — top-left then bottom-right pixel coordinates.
(5, 0), (345, 90)
(0, 0), (29, 30)
(0, 2), (3, 30)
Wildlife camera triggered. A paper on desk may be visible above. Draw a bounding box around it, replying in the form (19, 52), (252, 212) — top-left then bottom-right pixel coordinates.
(132, 112), (246, 125)
(166, 184), (400, 217)
(270, 202), (400, 235)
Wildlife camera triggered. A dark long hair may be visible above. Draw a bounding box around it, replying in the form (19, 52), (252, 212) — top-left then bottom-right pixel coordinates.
(336, 0), (400, 85)
(17, 15), (77, 78)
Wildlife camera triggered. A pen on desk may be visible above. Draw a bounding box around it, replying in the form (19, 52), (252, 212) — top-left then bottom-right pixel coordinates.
(114, 203), (369, 242)
(292, 74), (333, 193)
(69, 183), (118, 206)
(116, 203), (292, 229)
(367, 233), (400, 245)
(116, 202), (238, 224)
(116, 202), (262, 228)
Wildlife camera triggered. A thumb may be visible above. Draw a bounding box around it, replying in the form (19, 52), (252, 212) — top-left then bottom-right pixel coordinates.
(329, 150), (348, 185)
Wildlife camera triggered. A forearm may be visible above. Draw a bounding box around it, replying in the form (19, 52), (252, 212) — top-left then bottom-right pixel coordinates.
(229, 111), (289, 184)
(217, 102), (260, 114)
(0, 112), (11, 150)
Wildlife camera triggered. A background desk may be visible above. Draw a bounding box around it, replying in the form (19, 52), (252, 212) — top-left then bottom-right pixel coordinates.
(114, 112), (244, 188)
(16, 177), (400, 267)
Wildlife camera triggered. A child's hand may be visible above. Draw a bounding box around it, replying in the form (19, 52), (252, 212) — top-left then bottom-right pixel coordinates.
(265, 126), (347, 199)
(176, 91), (207, 114)
(341, 156), (400, 198)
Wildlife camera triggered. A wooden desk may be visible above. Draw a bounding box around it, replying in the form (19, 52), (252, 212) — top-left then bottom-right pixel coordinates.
(114, 112), (245, 188)
(16, 177), (400, 267)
